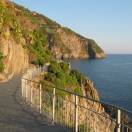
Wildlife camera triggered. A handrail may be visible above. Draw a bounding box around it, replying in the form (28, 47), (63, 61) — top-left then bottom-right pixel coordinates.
(121, 123), (132, 130)
(22, 77), (132, 115)
(21, 66), (132, 132)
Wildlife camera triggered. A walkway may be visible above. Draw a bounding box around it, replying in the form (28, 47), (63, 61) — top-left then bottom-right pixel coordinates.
(0, 75), (66, 132)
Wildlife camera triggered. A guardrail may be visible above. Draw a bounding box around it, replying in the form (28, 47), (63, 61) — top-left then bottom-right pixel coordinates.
(21, 67), (132, 132)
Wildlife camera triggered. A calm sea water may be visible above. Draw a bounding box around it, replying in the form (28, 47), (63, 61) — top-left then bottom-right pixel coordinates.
(70, 54), (132, 111)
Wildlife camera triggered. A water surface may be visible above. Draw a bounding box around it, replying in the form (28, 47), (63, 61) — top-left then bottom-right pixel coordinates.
(70, 54), (132, 111)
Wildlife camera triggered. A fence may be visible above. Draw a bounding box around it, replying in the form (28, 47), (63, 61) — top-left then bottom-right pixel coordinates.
(21, 67), (132, 132)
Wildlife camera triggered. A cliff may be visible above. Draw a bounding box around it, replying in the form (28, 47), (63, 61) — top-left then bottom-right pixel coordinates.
(39, 62), (115, 132)
(52, 27), (106, 59)
(0, 0), (105, 81)
(0, 1), (116, 131)
(0, 27), (28, 81)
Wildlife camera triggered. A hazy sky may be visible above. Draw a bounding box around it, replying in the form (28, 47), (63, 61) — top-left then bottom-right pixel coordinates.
(12, 0), (132, 54)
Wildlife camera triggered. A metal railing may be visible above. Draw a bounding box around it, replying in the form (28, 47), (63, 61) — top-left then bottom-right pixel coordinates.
(21, 68), (132, 132)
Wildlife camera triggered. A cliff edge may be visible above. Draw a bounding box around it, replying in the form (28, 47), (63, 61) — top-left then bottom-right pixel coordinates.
(0, 0), (106, 80)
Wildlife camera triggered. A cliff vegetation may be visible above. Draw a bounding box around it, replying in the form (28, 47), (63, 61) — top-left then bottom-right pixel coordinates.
(0, 51), (4, 72)
(0, 1), (116, 132)
(0, 0), (106, 101)
(0, 0), (106, 80)
(43, 61), (88, 96)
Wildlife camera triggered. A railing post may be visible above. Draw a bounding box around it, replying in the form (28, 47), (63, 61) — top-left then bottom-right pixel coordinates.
(39, 83), (42, 113)
(30, 82), (33, 107)
(21, 78), (23, 97)
(25, 80), (27, 100)
(117, 109), (121, 132)
(24, 78), (26, 98)
(75, 95), (78, 132)
(52, 88), (56, 124)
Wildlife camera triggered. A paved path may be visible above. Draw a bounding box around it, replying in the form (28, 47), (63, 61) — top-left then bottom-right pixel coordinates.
(0, 75), (67, 132)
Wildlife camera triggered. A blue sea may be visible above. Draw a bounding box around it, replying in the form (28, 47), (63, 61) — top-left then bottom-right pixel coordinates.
(70, 54), (132, 111)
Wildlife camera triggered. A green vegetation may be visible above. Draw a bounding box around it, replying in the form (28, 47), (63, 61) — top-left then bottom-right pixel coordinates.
(0, 3), (12, 27)
(0, 2), (53, 65)
(10, 19), (22, 43)
(0, 1), (104, 69)
(0, 2), (22, 42)
(74, 87), (83, 95)
(0, 2), (102, 130)
(62, 26), (104, 56)
(0, 51), (4, 72)
(70, 69), (87, 85)
(43, 61), (85, 96)
(0, 2), (51, 66)
(79, 124), (91, 132)
(28, 28), (51, 65)
(88, 39), (103, 56)
(0, 1), (102, 99)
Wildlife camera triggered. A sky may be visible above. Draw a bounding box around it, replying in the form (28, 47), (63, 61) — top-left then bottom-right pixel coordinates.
(12, 0), (132, 54)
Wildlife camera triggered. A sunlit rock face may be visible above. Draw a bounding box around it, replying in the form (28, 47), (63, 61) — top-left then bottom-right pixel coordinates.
(51, 28), (106, 59)
(0, 28), (28, 81)
(0, 0), (106, 82)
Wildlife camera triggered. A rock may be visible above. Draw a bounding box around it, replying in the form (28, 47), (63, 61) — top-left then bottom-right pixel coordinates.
(50, 28), (106, 59)
(0, 28), (29, 81)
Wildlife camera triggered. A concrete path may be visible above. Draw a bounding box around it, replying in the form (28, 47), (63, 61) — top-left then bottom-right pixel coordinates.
(0, 75), (67, 132)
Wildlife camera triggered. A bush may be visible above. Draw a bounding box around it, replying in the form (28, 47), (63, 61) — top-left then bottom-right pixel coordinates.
(0, 63), (4, 72)
(70, 69), (87, 85)
(65, 75), (78, 87)
(60, 62), (69, 73)
(44, 73), (56, 82)
(28, 29), (51, 65)
(10, 19), (22, 43)
(48, 61), (61, 74)
(0, 51), (4, 72)
(49, 61), (69, 74)
(44, 61), (85, 96)
(74, 87), (83, 96)
(79, 124), (91, 132)
(56, 71), (65, 79)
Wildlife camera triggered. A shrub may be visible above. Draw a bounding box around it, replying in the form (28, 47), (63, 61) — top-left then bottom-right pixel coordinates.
(60, 62), (69, 73)
(0, 51), (4, 72)
(0, 62), (4, 72)
(28, 29), (51, 65)
(10, 19), (22, 43)
(48, 61), (61, 74)
(70, 69), (87, 85)
(74, 87), (83, 96)
(65, 75), (78, 87)
(44, 73), (56, 82)
(78, 124), (91, 132)
(55, 78), (65, 89)
(46, 62), (85, 94)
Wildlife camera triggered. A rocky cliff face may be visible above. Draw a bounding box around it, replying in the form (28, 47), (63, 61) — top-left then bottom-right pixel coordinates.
(51, 28), (106, 59)
(61, 79), (115, 132)
(0, 1), (116, 131)
(80, 80), (115, 132)
(34, 70), (115, 132)
(0, 0), (106, 81)
(0, 28), (28, 81)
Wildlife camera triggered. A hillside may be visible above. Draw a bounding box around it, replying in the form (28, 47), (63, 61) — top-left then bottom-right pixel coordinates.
(0, 0), (106, 80)
(0, 1), (117, 132)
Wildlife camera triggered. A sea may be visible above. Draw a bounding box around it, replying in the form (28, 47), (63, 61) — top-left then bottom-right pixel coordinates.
(70, 54), (132, 112)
